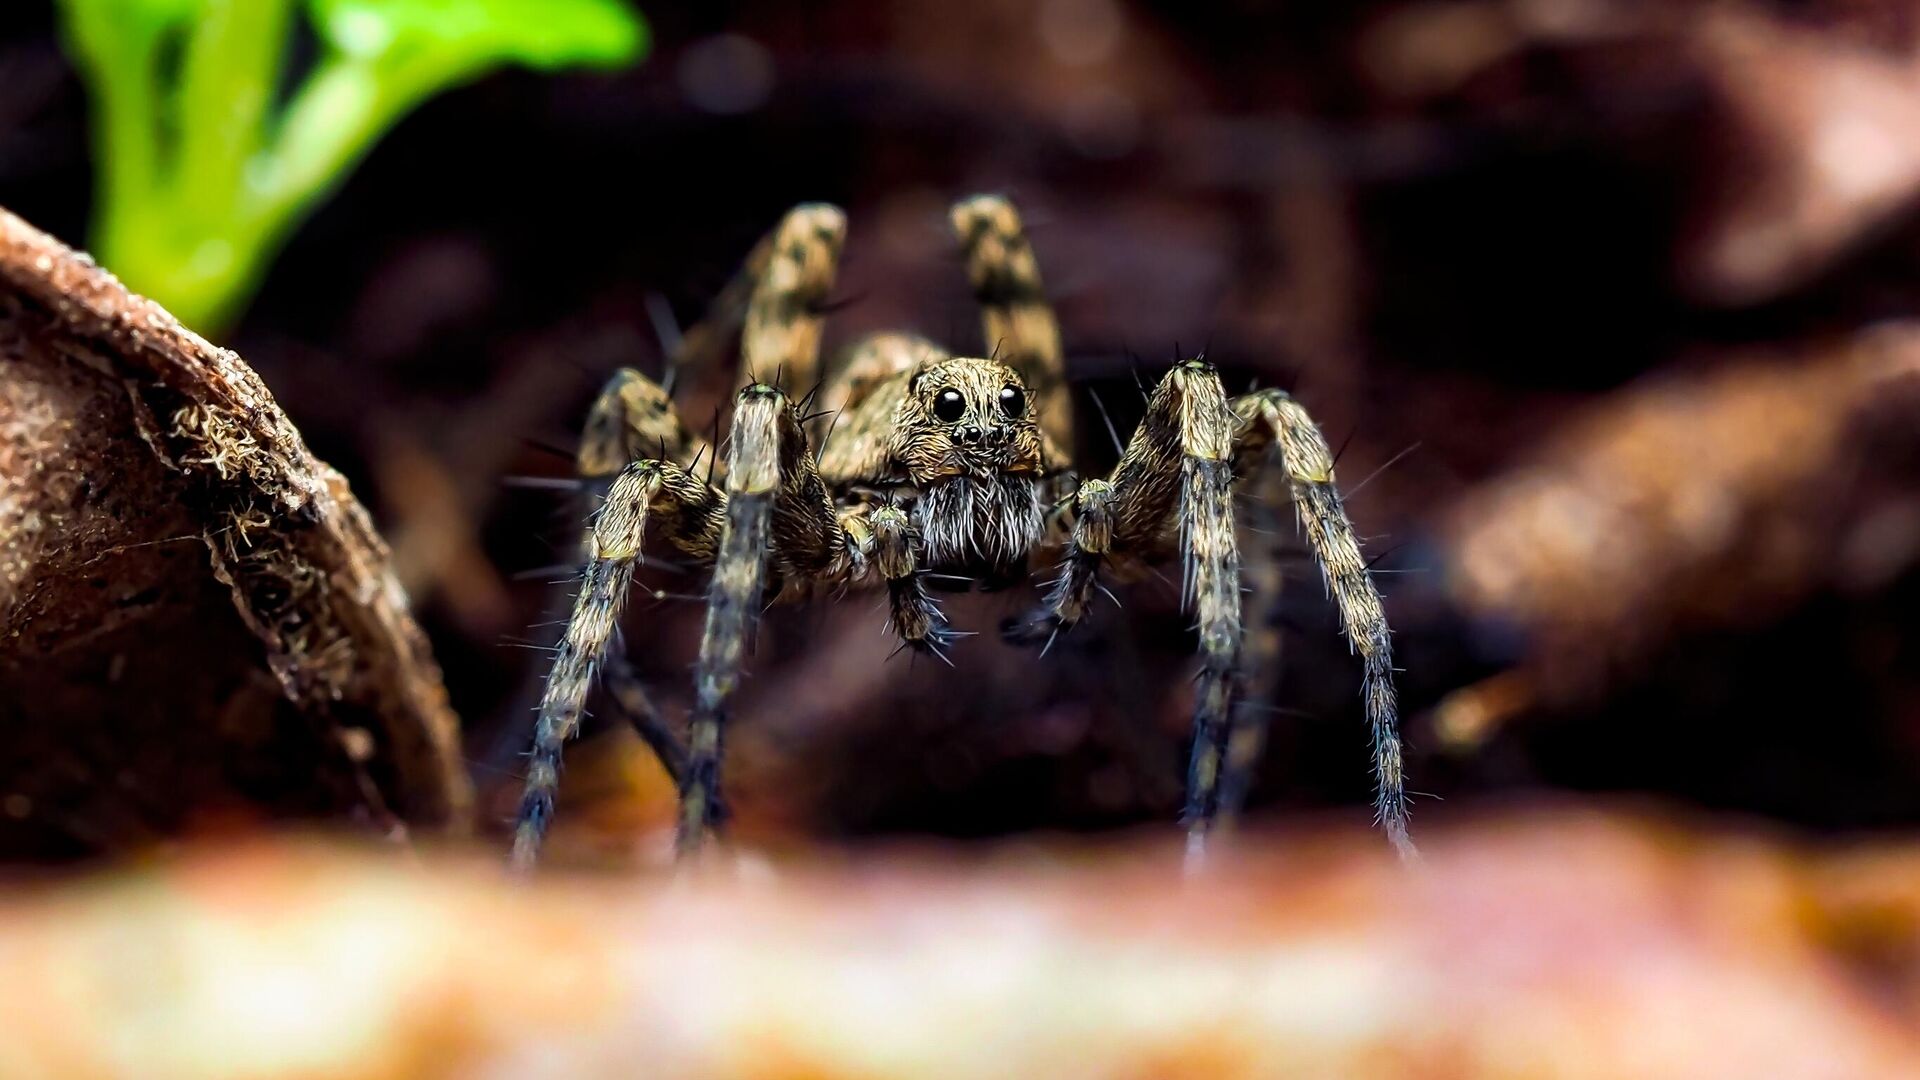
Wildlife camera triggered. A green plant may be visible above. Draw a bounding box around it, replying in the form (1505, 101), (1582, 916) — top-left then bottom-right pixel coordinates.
(58, 0), (646, 334)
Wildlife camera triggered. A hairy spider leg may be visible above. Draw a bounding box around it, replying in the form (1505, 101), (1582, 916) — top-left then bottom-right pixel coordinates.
(1005, 360), (1243, 865)
(1232, 389), (1415, 861)
(740, 203), (846, 396)
(511, 460), (724, 870)
(679, 384), (846, 854)
(566, 367), (703, 814)
(578, 368), (705, 481)
(951, 195), (1073, 456)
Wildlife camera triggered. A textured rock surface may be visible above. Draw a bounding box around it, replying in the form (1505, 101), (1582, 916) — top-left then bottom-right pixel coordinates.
(0, 206), (470, 858)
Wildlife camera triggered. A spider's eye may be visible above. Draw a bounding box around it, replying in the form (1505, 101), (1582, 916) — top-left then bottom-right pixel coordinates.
(933, 388), (967, 422)
(998, 385), (1025, 419)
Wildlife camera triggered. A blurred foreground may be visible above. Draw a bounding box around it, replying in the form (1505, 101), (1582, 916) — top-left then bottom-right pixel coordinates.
(5, 809), (1920, 1079)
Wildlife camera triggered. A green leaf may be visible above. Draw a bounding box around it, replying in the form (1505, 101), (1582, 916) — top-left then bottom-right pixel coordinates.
(311, 0), (647, 71)
(259, 0), (646, 262)
(56, 0), (204, 251)
(54, 0), (647, 334)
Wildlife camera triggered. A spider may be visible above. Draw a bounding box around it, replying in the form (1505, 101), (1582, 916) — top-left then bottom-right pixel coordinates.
(510, 197), (1414, 868)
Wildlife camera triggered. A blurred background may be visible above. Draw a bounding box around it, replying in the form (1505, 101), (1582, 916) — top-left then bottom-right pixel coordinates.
(7, 0), (1920, 861)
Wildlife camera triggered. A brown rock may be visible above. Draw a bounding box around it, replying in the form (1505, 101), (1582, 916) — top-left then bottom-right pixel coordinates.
(0, 206), (470, 859)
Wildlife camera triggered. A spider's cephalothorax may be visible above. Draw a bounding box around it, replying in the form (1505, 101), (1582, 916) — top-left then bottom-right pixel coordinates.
(510, 197), (1415, 869)
(887, 357), (1051, 575)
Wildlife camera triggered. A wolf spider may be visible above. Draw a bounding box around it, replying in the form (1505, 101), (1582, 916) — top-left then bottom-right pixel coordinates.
(511, 197), (1413, 868)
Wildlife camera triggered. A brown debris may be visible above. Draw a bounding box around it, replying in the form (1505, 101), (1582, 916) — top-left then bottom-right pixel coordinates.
(1684, 7), (1920, 304)
(1438, 324), (1920, 731)
(0, 206), (470, 858)
(5, 811), (1920, 1077)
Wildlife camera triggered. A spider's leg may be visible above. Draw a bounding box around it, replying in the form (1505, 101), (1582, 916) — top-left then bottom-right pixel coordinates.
(602, 640), (687, 789)
(571, 367), (699, 797)
(511, 460), (725, 870)
(577, 367), (705, 482)
(659, 209), (799, 395)
(1005, 360), (1241, 861)
(1231, 388), (1415, 860)
(678, 383), (844, 855)
(1217, 467), (1289, 829)
(951, 195), (1073, 456)
(740, 203), (846, 395)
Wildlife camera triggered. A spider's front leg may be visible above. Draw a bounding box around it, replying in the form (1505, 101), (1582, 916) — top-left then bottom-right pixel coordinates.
(573, 367), (711, 785)
(1006, 360), (1243, 862)
(1231, 388), (1415, 861)
(741, 203), (845, 395)
(655, 202), (846, 396)
(678, 382), (845, 855)
(511, 459), (724, 871)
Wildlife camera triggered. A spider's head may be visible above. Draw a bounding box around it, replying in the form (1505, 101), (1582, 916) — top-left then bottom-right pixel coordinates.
(891, 356), (1049, 573)
(891, 357), (1046, 481)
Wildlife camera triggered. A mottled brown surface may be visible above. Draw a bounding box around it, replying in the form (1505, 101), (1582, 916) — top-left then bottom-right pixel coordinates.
(0, 206), (470, 858)
(1436, 326), (1920, 741)
(5, 810), (1920, 1078)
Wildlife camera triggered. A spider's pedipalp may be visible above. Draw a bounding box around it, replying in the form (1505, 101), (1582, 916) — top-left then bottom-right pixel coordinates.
(866, 502), (956, 651)
(1000, 478), (1108, 645)
(1233, 389), (1416, 860)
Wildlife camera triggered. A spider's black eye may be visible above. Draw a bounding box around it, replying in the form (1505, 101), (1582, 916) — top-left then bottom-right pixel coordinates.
(933, 388), (967, 422)
(998, 385), (1025, 419)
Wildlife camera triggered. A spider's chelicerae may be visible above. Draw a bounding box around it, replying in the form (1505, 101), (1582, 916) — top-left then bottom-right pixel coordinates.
(511, 197), (1413, 868)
